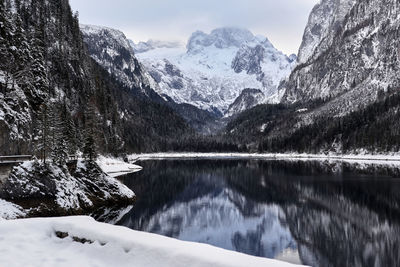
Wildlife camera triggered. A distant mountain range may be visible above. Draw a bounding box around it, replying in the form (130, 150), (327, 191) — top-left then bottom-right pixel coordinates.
(130, 27), (296, 116)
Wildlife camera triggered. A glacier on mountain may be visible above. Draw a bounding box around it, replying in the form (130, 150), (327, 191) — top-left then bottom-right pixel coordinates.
(131, 27), (296, 115)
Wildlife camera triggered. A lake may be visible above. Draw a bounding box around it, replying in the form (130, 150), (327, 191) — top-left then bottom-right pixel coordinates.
(101, 159), (400, 267)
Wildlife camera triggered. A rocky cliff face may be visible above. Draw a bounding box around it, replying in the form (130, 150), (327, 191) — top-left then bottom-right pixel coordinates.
(297, 0), (356, 64)
(225, 89), (265, 118)
(283, 0), (400, 118)
(0, 160), (135, 216)
(132, 27), (295, 116)
(80, 25), (158, 98)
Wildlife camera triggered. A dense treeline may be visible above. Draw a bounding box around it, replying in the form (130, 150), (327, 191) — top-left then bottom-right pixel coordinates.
(260, 92), (400, 153)
(0, 0), (192, 156)
(225, 92), (400, 154)
(164, 134), (243, 153)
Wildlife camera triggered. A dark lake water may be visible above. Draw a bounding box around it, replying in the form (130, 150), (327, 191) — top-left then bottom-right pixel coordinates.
(100, 159), (400, 267)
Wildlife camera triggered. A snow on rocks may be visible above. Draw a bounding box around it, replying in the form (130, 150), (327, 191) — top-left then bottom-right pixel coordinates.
(96, 155), (142, 178)
(0, 160), (135, 216)
(0, 199), (25, 220)
(0, 216), (307, 267)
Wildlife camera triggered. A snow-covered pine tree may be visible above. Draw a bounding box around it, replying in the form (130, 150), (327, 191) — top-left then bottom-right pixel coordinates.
(36, 99), (51, 164)
(83, 102), (98, 163)
(10, 12), (31, 90)
(48, 103), (69, 166)
(26, 27), (48, 107)
(59, 101), (78, 157)
(0, 2), (16, 92)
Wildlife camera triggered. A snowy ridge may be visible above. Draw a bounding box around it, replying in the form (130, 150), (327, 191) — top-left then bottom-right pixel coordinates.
(80, 24), (132, 52)
(0, 216), (306, 267)
(80, 25), (160, 97)
(297, 0), (356, 64)
(132, 27), (295, 115)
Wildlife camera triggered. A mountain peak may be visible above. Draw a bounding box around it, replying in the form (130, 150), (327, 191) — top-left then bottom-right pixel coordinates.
(80, 24), (132, 52)
(187, 27), (257, 54)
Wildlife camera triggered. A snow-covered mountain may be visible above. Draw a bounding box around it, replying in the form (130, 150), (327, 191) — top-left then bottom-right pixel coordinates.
(131, 27), (296, 116)
(297, 0), (356, 64)
(80, 24), (159, 98)
(80, 25), (223, 133)
(282, 0), (400, 117)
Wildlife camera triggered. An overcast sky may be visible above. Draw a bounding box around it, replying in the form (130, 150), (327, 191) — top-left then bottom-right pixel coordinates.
(69, 0), (319, 55)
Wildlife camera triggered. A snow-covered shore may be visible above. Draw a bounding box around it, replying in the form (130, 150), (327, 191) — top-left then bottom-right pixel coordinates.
(96, 156), (143, 178)
(0, 216), (307, 267)
(0, 159), (136, 219)
(130, 152), (400, 165)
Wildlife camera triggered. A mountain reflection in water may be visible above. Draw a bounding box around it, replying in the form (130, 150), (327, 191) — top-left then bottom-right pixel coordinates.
(107, 159), (400, 267)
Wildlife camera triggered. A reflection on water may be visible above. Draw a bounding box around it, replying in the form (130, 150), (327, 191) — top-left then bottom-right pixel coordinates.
(111, 159), (400, 267)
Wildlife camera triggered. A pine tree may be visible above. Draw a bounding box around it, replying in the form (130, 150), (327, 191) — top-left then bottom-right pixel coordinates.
(53, 137), (68, 166)
(11, 13), (31, 89)
(0, 3), (16, 92)
(83, 102), (98, 162)
(26, 27), (48, 106)
(83, 129), (96, 161)
(60, 101), (78, 157)
(36, 99), (51, 164)
(40, 102), (68, 166)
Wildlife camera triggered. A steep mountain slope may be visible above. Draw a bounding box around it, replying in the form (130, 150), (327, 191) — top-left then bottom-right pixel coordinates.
(80, 24), (159, 99)
(297, 0), (356, 64)
(0, 0), (191, 155)
(80, 25), (221, 134)
(282, 0), (400, 117)
(224, 0), (400, 153)
(225, 89), (265, 118)
(132, 28), (296, 116)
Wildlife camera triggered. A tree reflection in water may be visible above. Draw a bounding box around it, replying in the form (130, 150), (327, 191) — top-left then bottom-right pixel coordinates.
(110, 159), (400, 267)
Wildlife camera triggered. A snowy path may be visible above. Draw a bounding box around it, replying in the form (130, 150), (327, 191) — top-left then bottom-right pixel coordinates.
(96, 156), (143, 177)
(0, 216), (307, 267)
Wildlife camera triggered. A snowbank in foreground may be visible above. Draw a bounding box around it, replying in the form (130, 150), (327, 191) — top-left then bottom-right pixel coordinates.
(96, 156), (143, 178)
(0, 216), (306, 267)
(130, 152), (400, 165)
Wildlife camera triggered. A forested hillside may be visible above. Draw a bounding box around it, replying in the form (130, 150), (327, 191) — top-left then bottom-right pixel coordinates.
(0, 0), (191, 156)
(226, 90), (400, 153)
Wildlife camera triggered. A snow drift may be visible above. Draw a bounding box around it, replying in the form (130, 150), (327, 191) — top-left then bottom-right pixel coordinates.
(0, 216), (307, 267)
